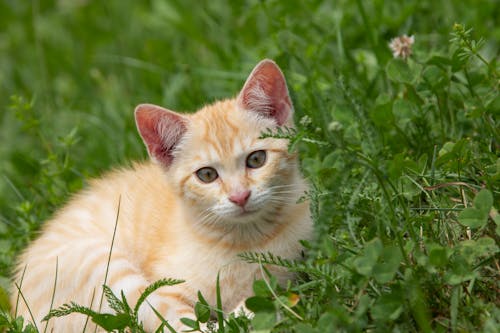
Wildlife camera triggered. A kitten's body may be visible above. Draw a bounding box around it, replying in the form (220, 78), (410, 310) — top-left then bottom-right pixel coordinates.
(11, 61), (312, 332)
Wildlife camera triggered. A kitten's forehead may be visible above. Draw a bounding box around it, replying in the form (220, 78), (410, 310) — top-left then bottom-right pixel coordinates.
(184, 99), (275, 162)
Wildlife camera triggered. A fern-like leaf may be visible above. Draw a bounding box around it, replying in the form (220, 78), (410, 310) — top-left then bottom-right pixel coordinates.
(238, 252), (297, 269)
(133, 278), (184, 316)
(239, 252), (339, 284)
(260, 126), (329, 153)
(120, 290), (133, 316)
(259, 126), (297, 140)
(102, 285), (126, 314)
(43, 302), (98, 321)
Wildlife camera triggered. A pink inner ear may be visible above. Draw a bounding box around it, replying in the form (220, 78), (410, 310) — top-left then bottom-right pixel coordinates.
(237, 60), (293, 126)
(135, 104), (187, 167)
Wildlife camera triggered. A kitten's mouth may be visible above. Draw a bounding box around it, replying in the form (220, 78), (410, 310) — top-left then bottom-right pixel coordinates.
(213, 202), (267, 222)
(232, 206), (263, 220)
(238, 207), (257, 216)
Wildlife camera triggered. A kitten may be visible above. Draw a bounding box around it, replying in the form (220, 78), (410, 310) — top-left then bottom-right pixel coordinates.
(11, 59), (313, 332)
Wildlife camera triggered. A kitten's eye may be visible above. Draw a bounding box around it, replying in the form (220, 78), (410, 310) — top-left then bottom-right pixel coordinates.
(196, 167), (218, 183)
(246, 150), (267, 169)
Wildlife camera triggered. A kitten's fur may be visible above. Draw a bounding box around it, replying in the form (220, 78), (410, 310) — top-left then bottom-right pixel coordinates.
(11, 60), (312, 332)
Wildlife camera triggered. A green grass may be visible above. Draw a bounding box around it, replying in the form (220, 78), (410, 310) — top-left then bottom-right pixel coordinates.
(0, 1), (499, 332)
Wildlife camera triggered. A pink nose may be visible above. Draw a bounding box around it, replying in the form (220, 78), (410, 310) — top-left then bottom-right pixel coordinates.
(229, 190), (251, 207)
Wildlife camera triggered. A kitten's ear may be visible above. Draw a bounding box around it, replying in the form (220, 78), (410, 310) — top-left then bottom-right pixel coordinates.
(237, 59), (293, 126)
(135, 104), (187, 168)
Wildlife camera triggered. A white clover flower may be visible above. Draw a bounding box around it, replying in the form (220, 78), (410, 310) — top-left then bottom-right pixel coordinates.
(389, 35), (415, 60)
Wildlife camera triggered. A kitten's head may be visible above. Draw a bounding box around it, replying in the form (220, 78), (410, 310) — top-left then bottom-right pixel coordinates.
(135, 60), (301, 226)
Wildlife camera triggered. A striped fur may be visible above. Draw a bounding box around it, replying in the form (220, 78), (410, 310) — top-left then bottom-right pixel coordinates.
(11, 60), (312, 332)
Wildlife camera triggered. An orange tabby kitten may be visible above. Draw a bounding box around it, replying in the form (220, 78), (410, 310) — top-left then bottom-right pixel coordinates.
(11, 59), (312, 332)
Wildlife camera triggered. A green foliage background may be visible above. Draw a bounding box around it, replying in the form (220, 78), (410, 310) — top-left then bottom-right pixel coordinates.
(0, 0), (499, 332)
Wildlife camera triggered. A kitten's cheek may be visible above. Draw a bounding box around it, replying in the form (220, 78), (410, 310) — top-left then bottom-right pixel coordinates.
(182, 190), (198, 203)
(182, 188), (207, 209)
(182, 184), (219, 213)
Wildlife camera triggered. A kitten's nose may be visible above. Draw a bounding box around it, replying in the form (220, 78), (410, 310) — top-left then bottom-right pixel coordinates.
(229, 190), (251, 207)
